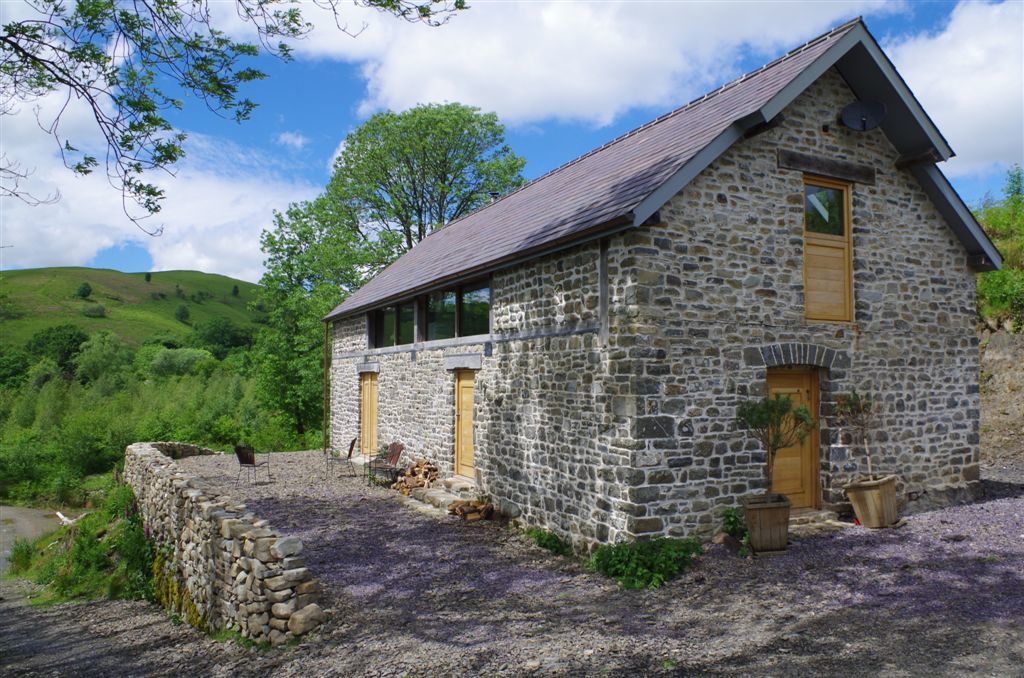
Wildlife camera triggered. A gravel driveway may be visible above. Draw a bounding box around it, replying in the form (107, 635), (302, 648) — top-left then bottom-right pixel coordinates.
(3, 451), (1022, 677)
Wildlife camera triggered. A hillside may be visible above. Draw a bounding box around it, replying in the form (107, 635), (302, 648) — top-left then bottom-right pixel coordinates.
(0, 267), (262, 348)
(980, 330), (1024, 468)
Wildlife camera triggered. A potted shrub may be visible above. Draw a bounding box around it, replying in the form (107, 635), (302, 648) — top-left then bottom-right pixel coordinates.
(835, 390), (898, 528)
(735, 394), (815, 553)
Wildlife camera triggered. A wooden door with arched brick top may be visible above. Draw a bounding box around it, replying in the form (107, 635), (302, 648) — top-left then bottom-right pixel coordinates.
(767, 368), (820, 509)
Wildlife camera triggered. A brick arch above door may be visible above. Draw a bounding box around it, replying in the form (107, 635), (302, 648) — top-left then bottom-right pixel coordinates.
(742, 343), (851, 369)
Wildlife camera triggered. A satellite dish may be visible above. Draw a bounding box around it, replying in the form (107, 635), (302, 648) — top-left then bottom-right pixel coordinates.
(839, 100), (887, 132)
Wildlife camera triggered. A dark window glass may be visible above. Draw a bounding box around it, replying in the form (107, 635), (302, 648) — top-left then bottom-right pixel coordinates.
(397, 303), (415, 345)
(376, 306), (396, 347)
(804, 184), (845, 236)
(460, 284), (490, 336)
(426, 291), (456, 341)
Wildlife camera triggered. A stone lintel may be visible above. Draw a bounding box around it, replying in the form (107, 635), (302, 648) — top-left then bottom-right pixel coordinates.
(355, 362), (380, 374)
(444, 353), (483, 371)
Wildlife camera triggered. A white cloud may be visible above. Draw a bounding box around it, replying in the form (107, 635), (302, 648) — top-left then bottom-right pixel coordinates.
(885, 1), (1024, 178)
(275, 131), (310, 150)
(258, 1), (901, 127)
(0, 92), (317, 282)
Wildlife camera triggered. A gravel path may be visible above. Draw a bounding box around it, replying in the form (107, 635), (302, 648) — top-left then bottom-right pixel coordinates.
(3, 451), (1022, 677)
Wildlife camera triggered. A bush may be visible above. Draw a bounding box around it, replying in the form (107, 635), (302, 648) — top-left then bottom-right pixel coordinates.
(721, 507), (747, 540)
(174, 304), (190, 323)
(8, 537), (34, 574)
(82, 305), (106, 318)
(144, 272), (151, 282)
(589, 538), (702, 589)
(75, 282), (92, 299)
(149, 348), (215, 377)
(524, 527), (573, 556)
(0, 349), (31, 388)
(26, 324), (89, 374)
(24, 477), (154, 602)
(74, 332), (134, 384)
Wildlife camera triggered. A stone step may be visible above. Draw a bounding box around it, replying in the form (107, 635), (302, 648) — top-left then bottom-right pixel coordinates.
(411, 486), (462, 512)
(442, 477), (478, 499)
(788, 508), (839, 526)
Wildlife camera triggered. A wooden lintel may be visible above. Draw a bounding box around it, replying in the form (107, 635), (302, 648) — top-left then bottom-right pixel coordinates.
(777, 150), (876, 186)
(895, 148), (943, 170)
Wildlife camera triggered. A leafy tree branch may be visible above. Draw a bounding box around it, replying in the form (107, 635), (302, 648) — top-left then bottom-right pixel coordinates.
(0, 0), (466, 231)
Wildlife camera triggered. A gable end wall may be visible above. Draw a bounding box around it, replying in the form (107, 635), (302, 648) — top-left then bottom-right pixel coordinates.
(621, 67), (980, 538)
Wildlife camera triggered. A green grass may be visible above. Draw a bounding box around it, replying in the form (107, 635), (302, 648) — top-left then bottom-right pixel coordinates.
(8, 476), (154, 605)
(0, 267), (262, 349)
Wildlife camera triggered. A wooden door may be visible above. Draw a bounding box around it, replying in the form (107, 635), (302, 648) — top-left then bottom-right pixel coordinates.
(359, 372), (378, 457)
(766, 369), (819, 509)
(454, 370), (475, 478)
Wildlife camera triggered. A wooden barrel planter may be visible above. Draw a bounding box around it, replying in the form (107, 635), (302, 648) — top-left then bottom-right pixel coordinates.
(844, 475), (898, 528)
(741, 493), (791, 553)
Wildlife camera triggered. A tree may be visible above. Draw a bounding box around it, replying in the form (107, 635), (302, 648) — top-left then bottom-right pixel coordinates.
(975, 165), (1024, 326)
(329, 102), (527, 252)
(73, 331), (134, 384)
(75, 282), (92, 299)
(191, 317), (252, 359)
(231, 284), (240, 297)
(144, 273), (152, 283)
(735, 395), (815, 492)
(1, 0), (466, 226)
(253, 199), (379, 435)
(25, 324), (89, 375)
(253, 104), (525, 436)
(174, 304), (190, 323)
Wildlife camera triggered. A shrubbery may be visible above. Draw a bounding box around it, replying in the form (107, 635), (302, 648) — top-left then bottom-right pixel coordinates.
(589, 538), (702, 589)
(976, 166), (1024, 326)
(13, 476), (155, 602)
(0, 325), (318, 505)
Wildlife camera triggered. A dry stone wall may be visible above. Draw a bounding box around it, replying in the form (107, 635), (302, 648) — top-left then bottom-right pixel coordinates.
(125, 442), (323, 646)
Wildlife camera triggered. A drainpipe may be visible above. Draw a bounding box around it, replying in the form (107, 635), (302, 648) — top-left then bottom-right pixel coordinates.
(322, 320), (330, 455)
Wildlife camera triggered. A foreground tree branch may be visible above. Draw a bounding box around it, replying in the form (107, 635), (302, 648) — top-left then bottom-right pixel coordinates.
(0, 0), (466, 232)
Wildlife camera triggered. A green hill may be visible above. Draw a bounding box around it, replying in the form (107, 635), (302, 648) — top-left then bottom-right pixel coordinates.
(0, 267), (263, 349)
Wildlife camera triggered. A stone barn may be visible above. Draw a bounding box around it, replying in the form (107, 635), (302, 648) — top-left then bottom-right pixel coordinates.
(325, 18), (1001, 546)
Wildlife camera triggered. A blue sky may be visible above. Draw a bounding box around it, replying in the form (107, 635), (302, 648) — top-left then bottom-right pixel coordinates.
(1, 0), (1021, 281)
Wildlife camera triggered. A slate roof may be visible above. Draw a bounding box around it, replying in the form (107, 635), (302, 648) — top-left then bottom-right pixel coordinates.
(327, 17), (997, 320)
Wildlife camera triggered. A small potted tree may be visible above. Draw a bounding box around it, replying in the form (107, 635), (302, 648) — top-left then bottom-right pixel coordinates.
(735, 394), (815, 553)
(835, 390), (898, 528)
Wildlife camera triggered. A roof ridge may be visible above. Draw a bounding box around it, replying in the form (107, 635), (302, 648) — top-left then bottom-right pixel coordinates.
(426, 16), (863, 238)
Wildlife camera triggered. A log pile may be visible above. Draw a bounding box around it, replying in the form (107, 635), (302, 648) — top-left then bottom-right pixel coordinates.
(448, 500), (495, 522)
(391, 459), (440, 496)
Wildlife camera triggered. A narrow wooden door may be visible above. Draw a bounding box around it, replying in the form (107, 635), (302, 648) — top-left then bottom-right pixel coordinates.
(454, 370), (475, 478)
(766, 369), (819, 509)
(359, 372), (378, 457)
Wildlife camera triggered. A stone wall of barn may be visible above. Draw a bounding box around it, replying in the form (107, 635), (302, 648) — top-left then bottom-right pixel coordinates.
(330, 240), (643, 547)
(619, 67), (981, 538)
(329, 66), (981, 547)
(125, 442), (323, 645)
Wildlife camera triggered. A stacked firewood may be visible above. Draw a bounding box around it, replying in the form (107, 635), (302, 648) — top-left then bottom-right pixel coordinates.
(448, 500), (495, 522)
(391, 459), (440, 496)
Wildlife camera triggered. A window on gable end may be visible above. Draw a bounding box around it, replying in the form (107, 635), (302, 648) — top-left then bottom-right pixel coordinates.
(803, 176), (853, 322)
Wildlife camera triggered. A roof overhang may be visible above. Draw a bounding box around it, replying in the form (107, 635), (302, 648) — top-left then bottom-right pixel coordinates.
(328, 19), (1000, 323)
(632, 21), (999, 272)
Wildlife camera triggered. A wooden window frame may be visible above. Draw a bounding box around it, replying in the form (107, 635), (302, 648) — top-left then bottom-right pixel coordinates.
(803, 175), (853, 323)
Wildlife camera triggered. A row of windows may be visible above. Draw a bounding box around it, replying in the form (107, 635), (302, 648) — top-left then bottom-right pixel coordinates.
(366, 176), (851, 346)
(370, 281), (491, 348)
